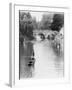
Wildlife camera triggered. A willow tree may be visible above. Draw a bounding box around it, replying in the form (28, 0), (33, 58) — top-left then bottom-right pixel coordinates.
(19, 12), (34, 40)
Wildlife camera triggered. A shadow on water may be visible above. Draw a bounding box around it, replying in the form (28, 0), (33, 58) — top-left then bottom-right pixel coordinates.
(19, 41), (35, 79)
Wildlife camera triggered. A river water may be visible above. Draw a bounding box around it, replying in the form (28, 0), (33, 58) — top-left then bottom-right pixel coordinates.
(20, 39), (64, 79)
(33, 40), (64, 78)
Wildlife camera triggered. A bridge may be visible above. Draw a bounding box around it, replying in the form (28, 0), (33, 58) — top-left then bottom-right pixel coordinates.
(33, 30), (52, 37)
(33, 30), (58, 38)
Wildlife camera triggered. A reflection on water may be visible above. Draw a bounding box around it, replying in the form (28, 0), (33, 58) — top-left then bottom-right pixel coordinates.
(33, 40), (64, 78)
(19, 40), (64, 79)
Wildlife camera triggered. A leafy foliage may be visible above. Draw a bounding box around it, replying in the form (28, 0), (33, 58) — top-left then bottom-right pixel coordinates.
(19, 12), (34, 40)
(50, 14), (64, 32)
(40, 14), (53, 30)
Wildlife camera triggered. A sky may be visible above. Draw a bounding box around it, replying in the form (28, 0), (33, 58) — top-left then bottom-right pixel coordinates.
(30, 11), (54, 22)
(30, 12), (44, 22)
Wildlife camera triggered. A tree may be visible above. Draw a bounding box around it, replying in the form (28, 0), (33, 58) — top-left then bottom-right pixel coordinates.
(19, 11), (34, 40)
(50, 14), (64, 32)
(32, 17), (38, 30)
(40, 14), (53, 30)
